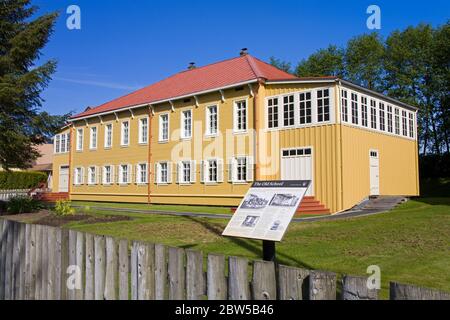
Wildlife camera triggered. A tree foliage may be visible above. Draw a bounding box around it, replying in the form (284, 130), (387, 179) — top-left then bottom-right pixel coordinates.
(0, 0), (69, 170)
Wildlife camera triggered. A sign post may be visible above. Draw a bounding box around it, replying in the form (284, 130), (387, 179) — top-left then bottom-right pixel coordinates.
(222, 180), (311, 262)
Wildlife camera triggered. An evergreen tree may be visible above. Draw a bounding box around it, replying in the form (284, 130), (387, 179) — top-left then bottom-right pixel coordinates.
(295, 45), (345, 78)
(0, 0), (67, 170)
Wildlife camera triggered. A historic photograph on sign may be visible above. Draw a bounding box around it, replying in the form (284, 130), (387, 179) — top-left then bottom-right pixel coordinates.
(269, 193), (300, 207)
(241, 215), (260, 228)
(240, 193), (269, 210)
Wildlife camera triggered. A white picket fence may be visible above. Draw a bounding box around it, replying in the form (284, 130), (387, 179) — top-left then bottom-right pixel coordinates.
(0, 190), (31, 201)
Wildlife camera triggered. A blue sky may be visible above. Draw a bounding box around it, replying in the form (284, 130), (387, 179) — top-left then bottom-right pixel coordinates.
(34, 0), (449, 116)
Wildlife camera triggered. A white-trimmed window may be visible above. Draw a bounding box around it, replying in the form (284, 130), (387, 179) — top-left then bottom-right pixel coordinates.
(299, 92), (312, 125)
(283, 95), (295, 127)
(229, 156), (253, 183)
(370, 99), (377, 129)
(88, 166), (97, 185)
(136, 163), (148, 184)
(104, 123), (113, 148)
(76, 128), (83, 151)
(379, 103), (386, 131)
(118, 164), (131, 184)
(201, 159), (223, 184)
(121, 121), (130, 146)
(206, 105), (218, 135)
(341, 89), (349, 122)
(234, 100), (247, 132)
(102, 165), (113, 185)
(90, 127), (97, 149)
(402, 110), (408, 136)
(177, 160), (195, 184)
(159, 113), (169, 142)
(351, 93), (358, 125)
(156, 162), (171, 184)
(181, 110), (192, 139)
(361, 96), (368, 127)
(74, 167), (84, 185)
(139, 118), (148, 144)
(394, 108), (400, 135)
(267, 98), (279, 128)
(61, 134), (67, 153)
(55, 135), (60, 153)
(387, 105), (393, 133)
(317, 89), (330, 123)
(409, 113), (415, 138)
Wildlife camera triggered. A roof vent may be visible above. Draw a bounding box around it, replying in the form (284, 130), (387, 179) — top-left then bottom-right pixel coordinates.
(188, 62), (196, 70)
(240, 48), (248, 56)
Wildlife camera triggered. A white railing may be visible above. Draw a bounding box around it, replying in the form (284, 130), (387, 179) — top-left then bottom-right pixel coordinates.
(0, 189), (31, 201)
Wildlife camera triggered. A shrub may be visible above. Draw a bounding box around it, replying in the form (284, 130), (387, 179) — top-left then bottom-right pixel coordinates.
(54, 200), (75, 216)
(6, 196), (43, 214)
(0, 171), (47, 190)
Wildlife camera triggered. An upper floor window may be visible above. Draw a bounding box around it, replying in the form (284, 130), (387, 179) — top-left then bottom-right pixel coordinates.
(121, 121), (130, 146)
(181, 110), (192, 139)
(361, 96), (368, 127)
(90, 127), (97, 149)
(206, 105), (218, 135)
(267, 98), (279, 128)
(379, 103), (386, 131)
(402, 110), (408, 136)
(299, 92), (312, 125)
(409, 113), (415, 138)
(76, 128), (83, 151)
(234, 100), (247, 132)
(317, 89), (330, 123)
(104, 123), (113, 148)
(159, 114), (169, 142)
(394, 108), (400, 135)
(102, 165), (113, 185)
(351, 93), (358, 125)
(370, 99), (377, 129)
(283, 95), (295, 127)
(341, 90), (349, 122)
(139, 118), (148, 144)
(55, 135), (60, 153)
(136, 163), (148, 184)
(118, 164), (131, 184)
(387, 105), (393, 133)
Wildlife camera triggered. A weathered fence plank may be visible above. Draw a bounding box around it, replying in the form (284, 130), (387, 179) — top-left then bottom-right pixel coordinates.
(278, 265), (309, 300)
(34, 224), (42, 300)
(168, 247), (185, 300)
(130, 241), (138, 300)
(228, 256), (250, 300)
(56, 228), (69, 300)
(390, 282), (450, 300)
(41, 225), (49, 300)
(118, 239), (129, 300)
(67, 230), (77, 300)
(155, 243), (167, 300)
(74, 232), (85, 300)
(24, 224), (31, 299)
(137, 242), (155, 300)
(252, 260), (276, 300)
(29, 224), (37, 300)
(5, 220), (13, 300)
(84, 233), (94, 300)
(207, 254), (227, 300)
(12, 222), (20, 299)
(18, 223), (26, 300)
(94, 235), (106, 300)
(342, 275), (378, 300)
(104, 237), (118, 300)
(309, 270), (337, 300)
(46, 226), (56, 300)
(186, 250), (205, 300)
(0, 220), (6, 300)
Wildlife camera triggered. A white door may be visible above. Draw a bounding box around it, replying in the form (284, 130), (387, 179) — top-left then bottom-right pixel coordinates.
(281, 147), (314, 196)
(59, 166), (69, 192)
(369, 150), (380, 196)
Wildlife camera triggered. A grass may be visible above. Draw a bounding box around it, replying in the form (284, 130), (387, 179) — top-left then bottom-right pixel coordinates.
(56, 197), (450, 299)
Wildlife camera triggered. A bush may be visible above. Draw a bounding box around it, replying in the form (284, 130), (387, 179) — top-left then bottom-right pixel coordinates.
(0, 171), (47, 190)
(54, 200), (75, 216)
(419, 153), (450, 178)
(6, 196), (43, 214)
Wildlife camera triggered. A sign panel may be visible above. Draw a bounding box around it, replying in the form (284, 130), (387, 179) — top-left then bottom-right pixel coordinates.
(222, 180), (311, 242)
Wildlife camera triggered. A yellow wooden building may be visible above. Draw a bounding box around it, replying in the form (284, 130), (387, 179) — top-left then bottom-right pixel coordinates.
(51, 52), (419, 214)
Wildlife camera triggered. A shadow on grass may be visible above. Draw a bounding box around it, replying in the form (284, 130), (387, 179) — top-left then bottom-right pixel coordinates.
(413, 197), (450, 206)
(182, 215), (314, 270)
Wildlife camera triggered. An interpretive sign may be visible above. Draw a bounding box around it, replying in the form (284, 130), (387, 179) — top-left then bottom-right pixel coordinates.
(222, 180), (311, 242)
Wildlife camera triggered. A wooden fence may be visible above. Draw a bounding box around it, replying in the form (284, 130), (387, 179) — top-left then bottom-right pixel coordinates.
(0, 219), (449, 300)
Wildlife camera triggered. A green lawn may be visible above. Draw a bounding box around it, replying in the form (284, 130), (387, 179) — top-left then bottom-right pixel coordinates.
(60, 196), (450, 299)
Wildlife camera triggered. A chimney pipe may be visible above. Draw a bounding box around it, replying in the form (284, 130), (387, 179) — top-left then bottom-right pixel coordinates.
(188, 62), (196, 70)
(240, 48), (248, 56)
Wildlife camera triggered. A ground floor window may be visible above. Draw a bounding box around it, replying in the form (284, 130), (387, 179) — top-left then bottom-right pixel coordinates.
(119, 164), (131, 184)
(88, 166), (97, 185)
(229, 156), (253, 183)
(178, 160), (195, 184)
(74, 167), (84, 185)
(137, 163), (148, 184)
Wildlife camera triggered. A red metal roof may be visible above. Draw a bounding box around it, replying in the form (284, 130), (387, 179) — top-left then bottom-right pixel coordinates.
(71, 55), (298, 119)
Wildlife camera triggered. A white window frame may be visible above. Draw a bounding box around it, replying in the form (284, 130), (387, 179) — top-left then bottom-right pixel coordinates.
(74, 167), (84, 185)
(156, 161), (171, 185)
(138, 117), (149, 144)
(341, 89), (349, 123)
(233, 100), (248, 133)
(121, 120), (130, 146)
(104, 123), (113, 148)
(361, 96), (368, 127)
(76, 128), (84, 151)
(159, 113), (169, 142)
(118, 164), (131, 185)
(54, 135), (61, 154)
(89, 126), (98, 150)
(201, 158), (224, 184)
(370, 99), (377, 130)
(282, 94), (295, 128)
(316, 88), (331, 123)
(136, 162), (148, 184)
(229, 156), (253, 184)
(88, 166), (98, 185)
(205, 105), (219, 137)
(177, 160), (195, 184)
(266, 97), (280, 129)
(181, 109), (193, 139)
(102, 165), (113, 185)
(299, 91), (313, 126)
